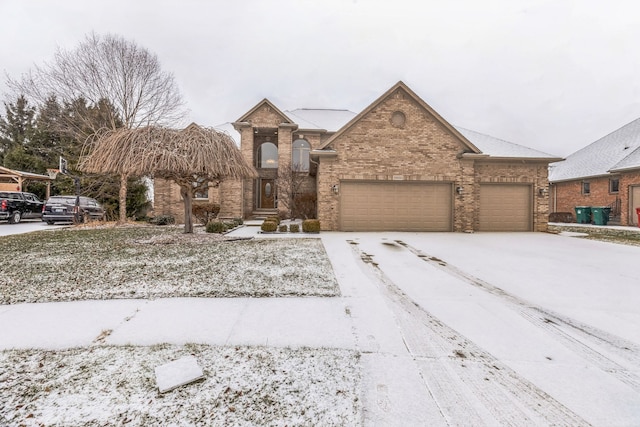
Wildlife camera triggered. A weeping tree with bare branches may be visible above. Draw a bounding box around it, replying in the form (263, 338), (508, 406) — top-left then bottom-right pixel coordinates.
(79, 124), (257, 233)
(7, 32), (186, 222)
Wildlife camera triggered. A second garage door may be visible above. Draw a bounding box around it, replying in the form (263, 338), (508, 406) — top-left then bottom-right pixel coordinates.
(340, 181), (452, 231)
(479, 184), (532, 231)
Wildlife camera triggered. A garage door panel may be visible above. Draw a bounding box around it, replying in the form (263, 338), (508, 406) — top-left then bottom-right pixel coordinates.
(479, 184), (531, 231)
(340, 182), (452, 231)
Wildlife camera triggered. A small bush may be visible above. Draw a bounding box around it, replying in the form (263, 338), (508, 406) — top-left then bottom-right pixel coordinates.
(261, 220), (277, 232)
(293, 192), (317, 219)
(232, 217), (244, 226)
(206, 221), (229, 233)
(149, 215), (175, 225)
(192, 203), (220, 225)
(289, 223), (300, 233)
(302, 219), (320, 233)
(266, 215), (280, 225)
(278, 225), (288, 233)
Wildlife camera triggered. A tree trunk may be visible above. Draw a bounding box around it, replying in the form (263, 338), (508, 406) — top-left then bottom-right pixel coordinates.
(119, 173), (128, 223)
(181, 185), (194, 233)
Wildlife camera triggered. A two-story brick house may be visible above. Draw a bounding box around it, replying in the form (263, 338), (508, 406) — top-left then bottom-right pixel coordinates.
(155, 81), (559, 231)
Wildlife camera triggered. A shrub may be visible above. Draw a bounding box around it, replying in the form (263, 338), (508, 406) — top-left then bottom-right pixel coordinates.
(232, 217), (244, 226)
(261, 220), (277, 232)
(206, 221), (229, 233)
(149, 215), (175, 225)
(293, 192), (317, 219)
(289, 223), (300, 233)
(302, 219), (320, 233)
(278, 225), (288, 233)
(266, 215), (280, 225)
(192, 203), (220, 225)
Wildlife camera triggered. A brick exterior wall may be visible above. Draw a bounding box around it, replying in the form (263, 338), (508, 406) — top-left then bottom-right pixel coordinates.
(153, 177), (241, 224)
(235, 103), (323, 218)
(153, 178), (184, 222)
(316, 87), (552, 232)
(552, 170), (640, 225)
(153, 86), (555, 232)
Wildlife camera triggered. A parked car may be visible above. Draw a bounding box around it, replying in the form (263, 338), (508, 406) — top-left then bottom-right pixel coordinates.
(0, 191), (44, 223)
(42, 195), (106, 224)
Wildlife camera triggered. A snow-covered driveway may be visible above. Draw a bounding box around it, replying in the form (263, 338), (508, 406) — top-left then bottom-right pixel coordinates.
(324, 231), (640, 426)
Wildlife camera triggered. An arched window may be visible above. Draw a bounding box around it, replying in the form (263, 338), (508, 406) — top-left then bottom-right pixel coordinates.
(257, 142), (278, 168)
(292, 139), (310, 172)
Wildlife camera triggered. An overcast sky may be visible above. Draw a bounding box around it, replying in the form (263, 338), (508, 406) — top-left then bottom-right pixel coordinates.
(2, 0), (639, 157)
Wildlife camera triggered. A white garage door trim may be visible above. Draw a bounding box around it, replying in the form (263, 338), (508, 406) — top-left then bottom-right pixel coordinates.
(479, 184), (532, 231)
(339, 181), (453, 231)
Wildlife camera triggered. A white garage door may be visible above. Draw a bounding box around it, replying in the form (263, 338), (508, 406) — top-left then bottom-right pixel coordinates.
(479, 184), (532, 231)
(340, 181), (452, 231)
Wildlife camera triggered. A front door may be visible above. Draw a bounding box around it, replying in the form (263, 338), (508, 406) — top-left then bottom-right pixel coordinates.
(260, 179), (275, 209)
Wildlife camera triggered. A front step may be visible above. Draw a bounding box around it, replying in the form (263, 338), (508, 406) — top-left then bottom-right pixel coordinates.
(251, 209), (278, 220)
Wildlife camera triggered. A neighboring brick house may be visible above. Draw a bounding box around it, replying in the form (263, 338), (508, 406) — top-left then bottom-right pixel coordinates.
(549, 118), (640, 226)
(155, 81), (559, 231)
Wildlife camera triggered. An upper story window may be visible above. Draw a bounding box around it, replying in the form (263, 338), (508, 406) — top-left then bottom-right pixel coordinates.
(257, 142), (278, 168)
(609, 178), (620, 193)
(292, 139), (310, 172)
(582, 181), (590, 195)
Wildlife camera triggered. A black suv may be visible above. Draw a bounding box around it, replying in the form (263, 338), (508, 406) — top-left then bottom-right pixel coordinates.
(42, 195), (106, 224)
(0, 191), (44, 223)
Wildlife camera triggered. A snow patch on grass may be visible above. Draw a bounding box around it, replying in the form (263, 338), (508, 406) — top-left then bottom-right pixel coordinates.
(1, 226), (340, 304)
(0, 344), (361, 426)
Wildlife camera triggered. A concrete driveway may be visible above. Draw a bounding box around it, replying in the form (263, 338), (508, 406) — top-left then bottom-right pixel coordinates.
(324, 231), (640, 426)
(0, 219), (61, 236)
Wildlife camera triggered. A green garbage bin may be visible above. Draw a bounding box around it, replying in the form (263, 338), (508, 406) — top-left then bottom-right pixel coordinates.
(591, 207), (608, 225)
(575, 206), (591, 224)
(603, 207), (612, 224)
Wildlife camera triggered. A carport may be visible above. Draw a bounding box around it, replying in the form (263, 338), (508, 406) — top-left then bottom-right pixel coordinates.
(0, 166), (55, 198)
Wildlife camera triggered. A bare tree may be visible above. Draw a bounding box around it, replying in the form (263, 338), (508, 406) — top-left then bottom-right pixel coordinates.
(277, 162), (316, 219)
(7, 32), (186, 222)
(79, 124), (257, 233)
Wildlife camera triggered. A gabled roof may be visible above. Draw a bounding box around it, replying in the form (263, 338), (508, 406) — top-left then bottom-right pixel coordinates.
(284, 109), (356, 132)
(318, 81), (482, 153)
(235, 99), (293, 125)
(455, 127), (560, 160)
(549, 117), (640, 182)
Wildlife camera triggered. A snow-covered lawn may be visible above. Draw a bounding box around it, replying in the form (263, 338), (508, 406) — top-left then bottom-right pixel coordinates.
(0, 225), (339, 304)
(0, 225), (362, 426)
(0, 344), (361, 426)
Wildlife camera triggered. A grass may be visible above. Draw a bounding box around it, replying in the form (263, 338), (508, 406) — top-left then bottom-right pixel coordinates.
(0, 344), (361, 426)
(0, 225), (340, 304)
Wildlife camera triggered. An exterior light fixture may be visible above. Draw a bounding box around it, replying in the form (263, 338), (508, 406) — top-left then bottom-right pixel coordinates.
(456, 186), (463, 195)
(332, 184), (339, 195)
(538, 187), (549, 196)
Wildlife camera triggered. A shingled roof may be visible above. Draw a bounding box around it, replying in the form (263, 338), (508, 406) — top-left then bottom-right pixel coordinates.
(549, 117), (640, 182)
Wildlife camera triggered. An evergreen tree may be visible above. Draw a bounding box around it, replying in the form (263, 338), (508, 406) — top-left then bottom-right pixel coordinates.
(0, 95), (37, 164)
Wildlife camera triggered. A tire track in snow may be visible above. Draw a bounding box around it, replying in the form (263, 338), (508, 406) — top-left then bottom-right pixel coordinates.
(396, 239), (640, 393)
(351, 241), (587, 426)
